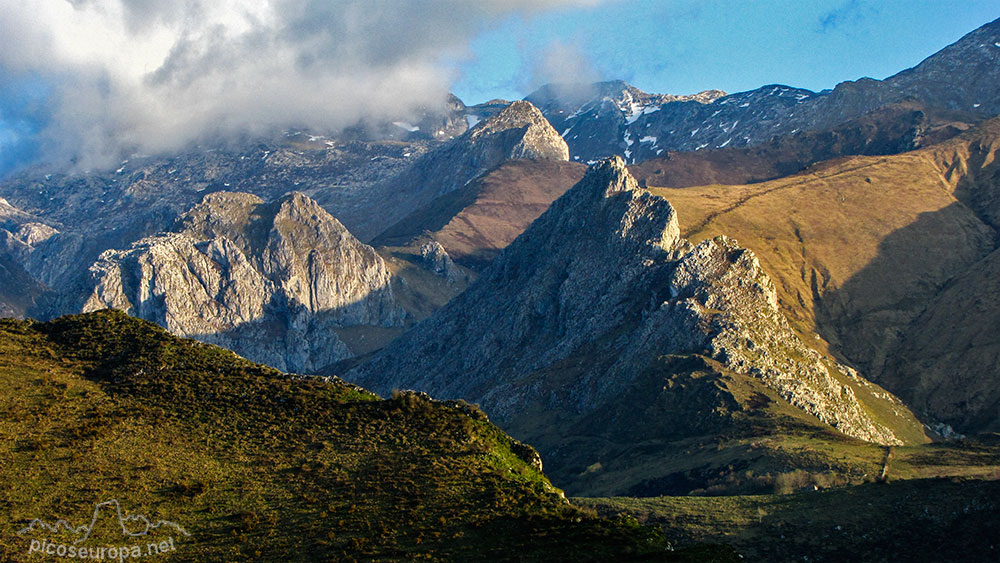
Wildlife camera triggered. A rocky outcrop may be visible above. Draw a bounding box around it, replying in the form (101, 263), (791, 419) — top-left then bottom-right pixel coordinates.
(83, 191), (404, 372)
(418, 239), (463, 284)
(662, 236), (903, 442)
(348, 157), (909, 445)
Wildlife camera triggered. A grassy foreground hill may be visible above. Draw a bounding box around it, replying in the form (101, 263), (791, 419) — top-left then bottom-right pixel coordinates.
(0, 310), (735, 562)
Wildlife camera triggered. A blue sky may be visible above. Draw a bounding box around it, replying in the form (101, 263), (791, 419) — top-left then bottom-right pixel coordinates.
(0, 1), (997, 177)
(452, 0), (1000, 103)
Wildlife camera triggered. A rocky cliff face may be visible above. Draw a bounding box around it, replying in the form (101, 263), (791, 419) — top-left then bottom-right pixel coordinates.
(83, 191), (404, 372)
(0, 136), (438, 318)
(347, 157), (911, 445)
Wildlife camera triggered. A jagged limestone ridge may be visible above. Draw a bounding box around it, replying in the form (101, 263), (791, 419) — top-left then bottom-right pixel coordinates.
(350, 157), (904, 445)
(662, 236), (901, 443)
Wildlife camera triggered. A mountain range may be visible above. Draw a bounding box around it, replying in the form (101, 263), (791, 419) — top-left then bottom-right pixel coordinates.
(1, 16), (1000, 560)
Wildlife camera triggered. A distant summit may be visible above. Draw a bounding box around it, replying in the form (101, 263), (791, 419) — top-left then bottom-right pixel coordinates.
(526, 17), (1000, 163)
(353, 99), (569, 240)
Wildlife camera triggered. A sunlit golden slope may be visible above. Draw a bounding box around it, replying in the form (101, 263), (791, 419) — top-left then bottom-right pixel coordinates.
(648, 117), (1000, 432)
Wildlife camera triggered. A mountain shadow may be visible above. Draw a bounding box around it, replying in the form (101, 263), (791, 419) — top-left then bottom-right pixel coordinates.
(817, 202), (999, 434)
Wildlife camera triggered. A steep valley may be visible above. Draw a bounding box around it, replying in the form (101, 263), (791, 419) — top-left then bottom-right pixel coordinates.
(346, 158), (969, 497)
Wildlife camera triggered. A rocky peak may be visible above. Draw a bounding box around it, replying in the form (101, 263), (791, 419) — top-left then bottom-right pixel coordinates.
(466, 100), (569, 162)
(563, 155), (681, 253)
(356, 100), (569, 240)
(590, 155), (637, 196)
(471, 100), (546, 133)
(681, 89), (728, 104)
(83, 191), (404, 372)
(175, 191), (264, 245)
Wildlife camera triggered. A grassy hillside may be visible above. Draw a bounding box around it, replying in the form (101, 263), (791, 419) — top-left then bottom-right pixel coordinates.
(0, 310), (735, 562)
(649, 152), (993, 358)
(578, 475), (1000, 562)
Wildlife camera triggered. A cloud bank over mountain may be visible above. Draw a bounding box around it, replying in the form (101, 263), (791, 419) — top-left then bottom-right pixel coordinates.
(0, 0), (596, 173)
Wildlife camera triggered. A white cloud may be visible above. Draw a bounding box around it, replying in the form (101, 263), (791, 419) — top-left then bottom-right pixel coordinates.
(528, 39), (603, 91)
(0, 0), (598, 171)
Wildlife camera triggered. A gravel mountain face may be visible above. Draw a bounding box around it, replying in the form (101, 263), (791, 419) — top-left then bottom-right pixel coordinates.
(83, 191), (404, 372)
(529, 18), (1000, 163)
(347, 157), (913, 449)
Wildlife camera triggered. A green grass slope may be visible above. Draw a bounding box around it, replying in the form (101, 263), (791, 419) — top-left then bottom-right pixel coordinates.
(0, 310), (735, 562)
(578, 476), (1000, 562)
